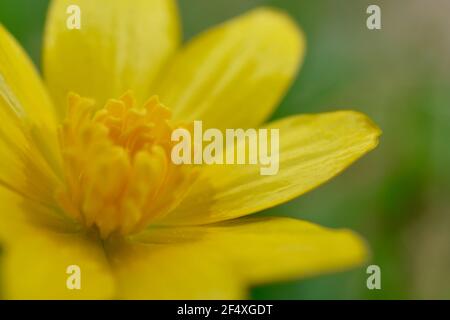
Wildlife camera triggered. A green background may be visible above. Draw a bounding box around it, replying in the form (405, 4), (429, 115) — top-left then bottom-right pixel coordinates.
(1, 0), (449, 299)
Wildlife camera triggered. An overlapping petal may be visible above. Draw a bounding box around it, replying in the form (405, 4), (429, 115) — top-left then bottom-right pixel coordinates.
(0, 25), (57, 128)
(44, 0), (181, 116)
(0, 189), (115, 299)
(108, 239), (245, 299)
(162, 111), (381, 225)
(0, 25), (61, 206)
(132, 217), (367, 288)
(156, 8), (305, 129)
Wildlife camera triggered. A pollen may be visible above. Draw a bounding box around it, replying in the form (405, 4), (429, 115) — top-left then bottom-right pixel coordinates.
(55, 92), (197, 238)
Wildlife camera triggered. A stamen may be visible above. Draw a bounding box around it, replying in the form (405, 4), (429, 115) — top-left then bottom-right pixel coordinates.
(56, 92), (197, 238)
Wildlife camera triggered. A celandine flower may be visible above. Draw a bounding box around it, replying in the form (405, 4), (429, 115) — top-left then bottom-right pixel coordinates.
(0, 0), (381, 299)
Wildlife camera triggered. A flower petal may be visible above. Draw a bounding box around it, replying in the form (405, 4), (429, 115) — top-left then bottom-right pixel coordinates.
(0, 25), (57, 128)
(44, 0), (181, 116)
(0, 25), (61, 205)
(163, 111), (381, 225)
(0, 189), (116, 299)
(155, 7), (305, 129)
(107, 240), (245, 299)
(133, 217), (368, 285)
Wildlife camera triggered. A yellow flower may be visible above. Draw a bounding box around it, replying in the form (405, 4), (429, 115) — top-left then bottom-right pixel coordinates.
(0, 0), (381, 299)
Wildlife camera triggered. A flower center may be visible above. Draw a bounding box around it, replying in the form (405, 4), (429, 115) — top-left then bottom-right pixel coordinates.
(55, 92), (197, 238)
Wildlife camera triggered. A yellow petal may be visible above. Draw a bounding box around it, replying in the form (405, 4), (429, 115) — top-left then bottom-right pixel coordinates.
(0, 25), (62, 205)
(155, 7), (305, 129)
(44, 0), (181, 116)
(0, 25), (57, 128)
(163, 111), (381, 225)
(0, 189), (116, 300)
(133, 217), (368, 285)
(107, 240), (245, 299)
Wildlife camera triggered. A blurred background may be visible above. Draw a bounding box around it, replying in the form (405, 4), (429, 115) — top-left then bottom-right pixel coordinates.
(1, 0), (449, 299)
